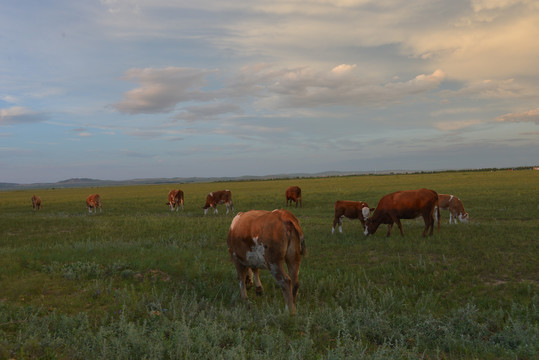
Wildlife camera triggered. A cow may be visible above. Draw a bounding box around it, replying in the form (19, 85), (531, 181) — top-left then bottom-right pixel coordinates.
(364, 188), (440, 237)
(332, 200), (374, 234)
(31, 195), (42, 211)
(166, 189), (184, 212)
(285, 186), (302, 208)
(227, 209), (305, 315)
(203, 190), (234, 215)
(436, 194), (469, 224)
(86, 193), (102, 213)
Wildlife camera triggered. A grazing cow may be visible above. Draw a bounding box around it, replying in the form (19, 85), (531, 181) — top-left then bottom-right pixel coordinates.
(31, 195), (42, 211)
(203, 190), (234, 215)
(166, 189), (184, 212)
(436, 194), (469, 224)
(227, 209), (305, 315)
(332, 200), (374, 234)
(86, 193), (102, 213)
(285, 186), (302, 208)
(364, 188), (440, 237)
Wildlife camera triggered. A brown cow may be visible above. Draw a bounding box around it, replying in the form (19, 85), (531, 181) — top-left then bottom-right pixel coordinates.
(332, 200), (374, 234)
(31, 195), (42, 211)
(285, 186), (302, 208)
(86, 193), (102, 213)
(203, 189), (234, 215)
(227, 209), (305, 315)
(364, 188), (440, 237)
(436, 194), (469, 224)
(166, 189), (184, 212)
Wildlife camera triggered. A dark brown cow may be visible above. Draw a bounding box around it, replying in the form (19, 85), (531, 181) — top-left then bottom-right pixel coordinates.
(86, 193), (102, 213)
(166, 189), (184, 212)
(31, 195), (42, 211)
(332, 200), (374, 234)
(364, 188), (440, 237)
(436, 194), (469, 224)
(203, 189), (234, 215)
(227, 209), (305, 315)
(285, 186), (302, 208)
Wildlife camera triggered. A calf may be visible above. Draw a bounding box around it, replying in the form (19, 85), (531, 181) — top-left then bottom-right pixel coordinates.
(203, 190), (234, 215)
(332, 200), (373, 234)
(227, 209), (305, 315)
(285, 186), (302, 207)
(364, 188), (440, 237)
(166, 189), (184, 212)
(86, 193), (102, 213)
(31, 195), (42, 211)
(436, 194), (469, 224)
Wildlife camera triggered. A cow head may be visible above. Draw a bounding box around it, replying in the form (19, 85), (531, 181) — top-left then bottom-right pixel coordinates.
(459, 212), (469, 223)
(364, 217), (380, 236)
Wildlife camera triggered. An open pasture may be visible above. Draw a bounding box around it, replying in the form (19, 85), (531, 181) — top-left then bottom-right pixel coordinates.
(0, 170), (538, 359)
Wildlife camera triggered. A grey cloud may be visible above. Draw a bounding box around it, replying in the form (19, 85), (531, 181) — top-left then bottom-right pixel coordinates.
(175, 102), (243, 121)
(497, 108), (539, 124)
(0, 106), (47, 125)
(113, 67), (216, 114)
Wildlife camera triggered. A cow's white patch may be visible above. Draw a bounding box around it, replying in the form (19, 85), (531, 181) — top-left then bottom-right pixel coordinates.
(209, 192), (213, 196)
(339, 225), (343, 233)
(331, 227), (335, 234)
(364, 226), (369, 236)
(362, 207), (370, 220)
(449, 195), (454, 202)
(246, 238), (266, 268)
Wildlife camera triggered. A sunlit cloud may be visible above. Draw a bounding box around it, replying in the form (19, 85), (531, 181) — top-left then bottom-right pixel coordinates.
(496, 108), (539, 124)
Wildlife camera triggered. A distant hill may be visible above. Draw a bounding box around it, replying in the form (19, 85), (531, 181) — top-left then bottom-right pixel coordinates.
(0, 167), (533, 191)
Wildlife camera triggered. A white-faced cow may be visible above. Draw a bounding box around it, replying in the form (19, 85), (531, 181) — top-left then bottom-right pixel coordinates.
(285, 186), (302, 208)
(332, 200), (374, 234)
(31, 195), (42, 211)
(203, 190), (234, 215)
(227, 209), (305, 315)
(86, 193), (102, 213)
(436, 194), (469, 224)
(364, 188), (440, 237)
(166, 189), (184, 212)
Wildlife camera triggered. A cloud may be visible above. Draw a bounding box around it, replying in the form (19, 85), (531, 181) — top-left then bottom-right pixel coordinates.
(174, 102), (243, 122)
(435, 120), (482, 132)
(0, 106), (46, 125)
(112, 67), (215, 114)
(496, 108), (539, 124)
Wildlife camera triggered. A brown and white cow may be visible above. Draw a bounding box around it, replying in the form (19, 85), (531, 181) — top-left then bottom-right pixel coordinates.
(332, 200), (374, 234)
(86, 193), (102, 213)
(436, 194), (469, 224)
(227, 209), (305, 315)
(166, 189), (184, 212)
(203, 190), (234, 215)
(31, 195), (42, 211)
(285, 186), (302, 208)
(364, 188), (440, 237)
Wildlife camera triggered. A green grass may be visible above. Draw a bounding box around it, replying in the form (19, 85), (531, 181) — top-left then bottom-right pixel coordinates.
(0, 170), (538, 359)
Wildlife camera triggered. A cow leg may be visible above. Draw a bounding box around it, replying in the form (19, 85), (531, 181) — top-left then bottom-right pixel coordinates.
(252, 268), (264, 296)
(332, 215), (339, 234)
(269, 262), (295, 315)
(392, 217), (405, 236)
(386, 223), (392, 237)
(214, 207), (218, 214)
(233, 262), (250, 300)
(285, 255), (301, 306)
(422, 215), (434, 237)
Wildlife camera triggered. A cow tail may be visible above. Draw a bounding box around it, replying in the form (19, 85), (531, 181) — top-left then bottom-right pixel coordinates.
(300, 238), (307, 257)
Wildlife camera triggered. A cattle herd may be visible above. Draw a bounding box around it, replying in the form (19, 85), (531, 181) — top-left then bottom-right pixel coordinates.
(27, 185), (468, 315)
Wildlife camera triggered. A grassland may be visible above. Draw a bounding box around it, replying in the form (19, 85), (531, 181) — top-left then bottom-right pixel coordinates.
(0, 170), (537, 359)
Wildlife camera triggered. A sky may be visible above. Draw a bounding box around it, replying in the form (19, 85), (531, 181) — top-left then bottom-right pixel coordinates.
(1, 0), (538, 184)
